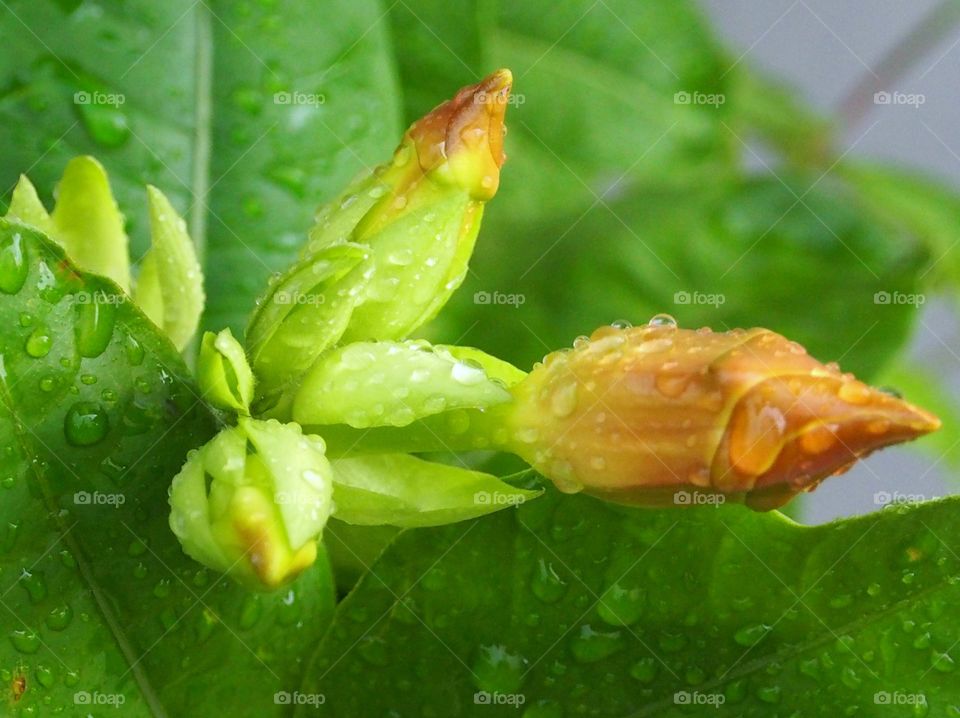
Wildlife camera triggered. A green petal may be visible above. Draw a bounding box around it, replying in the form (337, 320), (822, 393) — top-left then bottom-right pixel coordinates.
(4, 175), (55, 237)
(51, 156), (130, 291)
(292, 340), (513, 428)
(331, 453), (541, 527)
(134, 185), (204, 350)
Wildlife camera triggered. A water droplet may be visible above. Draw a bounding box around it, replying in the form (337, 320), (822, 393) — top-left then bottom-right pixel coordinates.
(734, 623), (771, 647)
(153, 578), (172, 598)
(629, 657), (658, 683)
(357, 636), (389, 666)
(837, 381), (871, 405)
(647, 313), (677, 328)
(76, 100), (131, 147)
(597, 582), (643, 626)
(610, 319), (633, 330)
(19, 570), (47, 603)
(45, 604), (73, 631)
(0, 230), (28, 294)
(570, 624), (624, 663)
(452, 359), (486, 386)
(63, 402), (109, 446)
(74, 291), (117, 358)
(550, 382), (578, 418)
(472, 644), (527, 694)
(24, 325), (52, 358)
(124, 334), (145, 365)
(932, 651), (956, 673)
(9, 629), (40, 654)
(35, 663), (55, 688)
(531, 559), (566, 603)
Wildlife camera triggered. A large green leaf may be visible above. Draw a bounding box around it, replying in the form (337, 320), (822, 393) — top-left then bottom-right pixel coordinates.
(0, 221), (334, 715)
(0, 0), (401, 336)
(302, 485), (960, 716)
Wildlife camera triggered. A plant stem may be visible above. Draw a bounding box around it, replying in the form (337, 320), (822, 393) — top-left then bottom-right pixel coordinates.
(838, 0), (960, 128)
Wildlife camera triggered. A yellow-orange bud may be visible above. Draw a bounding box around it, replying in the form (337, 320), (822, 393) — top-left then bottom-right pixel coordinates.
(506, 319), (940, 510)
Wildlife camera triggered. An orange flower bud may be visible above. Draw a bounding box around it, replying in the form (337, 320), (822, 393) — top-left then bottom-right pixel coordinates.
(506, 319), (940, 510)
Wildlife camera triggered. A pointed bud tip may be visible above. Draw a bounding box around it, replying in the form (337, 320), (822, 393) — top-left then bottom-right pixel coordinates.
(407, 69), (513, 199)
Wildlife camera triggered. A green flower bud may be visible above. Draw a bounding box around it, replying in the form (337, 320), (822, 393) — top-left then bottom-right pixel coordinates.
(169, 418), (333, 590)
(247, 70), (513, 404)
(197, 328), (255, 414)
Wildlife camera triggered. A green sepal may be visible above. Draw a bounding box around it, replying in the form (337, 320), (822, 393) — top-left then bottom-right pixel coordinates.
(291, 340), (513, 428)
(331, 453), (541, 527)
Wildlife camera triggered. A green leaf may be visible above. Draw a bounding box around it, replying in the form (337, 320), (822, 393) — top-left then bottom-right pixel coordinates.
(134, 186), (204, 350)
(331, 454), (541, 527)
(292, 340), (512, 428)
(0, 221), (334, 715)
(0, 0), (402, 335)
(302, 488), (960, 715)
(841, 162), (960, 292)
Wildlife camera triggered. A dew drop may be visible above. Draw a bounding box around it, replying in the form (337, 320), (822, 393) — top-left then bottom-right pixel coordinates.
(531, 559), (566, 603)
(24, 325), (52, 358)
(550, 382), (578, 418)
(0, 230), (28, 294)
(569, 624), (624, 663)
(472, 644), (527, 694)
(74, 291), (117, 358)
(45, 604), (73, 631)
(9, 629), (40, 654)
(451, 359), (486, 386)
(647, 313), (677, 328)
(64, 402), (109, 446)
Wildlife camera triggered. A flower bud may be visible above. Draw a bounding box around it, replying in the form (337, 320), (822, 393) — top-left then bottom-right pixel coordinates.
(247, 71), (513, 403)
(197, 328), (255, 414)
(506, 320), (940, 510)
(169, 418), (333, 589)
